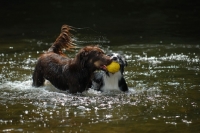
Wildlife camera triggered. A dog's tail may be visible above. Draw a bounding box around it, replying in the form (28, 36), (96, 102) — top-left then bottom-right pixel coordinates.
(48, 25), (76, 55)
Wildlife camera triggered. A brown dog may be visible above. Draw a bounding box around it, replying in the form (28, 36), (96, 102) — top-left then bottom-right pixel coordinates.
(32, 25), (111, 93)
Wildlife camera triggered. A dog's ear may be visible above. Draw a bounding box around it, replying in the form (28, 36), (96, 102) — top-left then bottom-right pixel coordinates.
(76, 49), (90, 68)
(81, 48), (90, 60)
(82, 51), (89, 57)
(119, 55), (128, 67)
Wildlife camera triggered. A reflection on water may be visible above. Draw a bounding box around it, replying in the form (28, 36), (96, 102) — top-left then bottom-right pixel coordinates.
(0, 40), (200, 132)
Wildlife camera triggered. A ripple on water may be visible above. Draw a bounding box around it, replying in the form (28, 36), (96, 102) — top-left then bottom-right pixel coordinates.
(0, 44), (200, 132)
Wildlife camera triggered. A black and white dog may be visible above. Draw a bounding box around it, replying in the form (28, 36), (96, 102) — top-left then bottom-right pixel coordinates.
(91, 53), (128, 92)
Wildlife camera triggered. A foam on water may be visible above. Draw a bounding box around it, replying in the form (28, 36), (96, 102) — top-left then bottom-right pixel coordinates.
(0, 76), (162, 124)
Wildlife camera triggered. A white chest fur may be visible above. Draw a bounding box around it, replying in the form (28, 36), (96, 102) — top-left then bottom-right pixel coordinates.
(101, 71), (122, 91)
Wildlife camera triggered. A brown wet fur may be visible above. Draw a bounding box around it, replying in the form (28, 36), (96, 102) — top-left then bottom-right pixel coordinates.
(32, 25), (111, 93)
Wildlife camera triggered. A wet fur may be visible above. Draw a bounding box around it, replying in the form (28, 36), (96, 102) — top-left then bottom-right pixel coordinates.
(32, 25), (111, 93)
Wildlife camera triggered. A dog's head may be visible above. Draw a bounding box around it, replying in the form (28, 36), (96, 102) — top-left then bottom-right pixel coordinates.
(107, 53), (127, 73)
(77, 46), (112, 71)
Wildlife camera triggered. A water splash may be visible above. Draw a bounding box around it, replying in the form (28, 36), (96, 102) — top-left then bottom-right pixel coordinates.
(0, 43), (200, 131)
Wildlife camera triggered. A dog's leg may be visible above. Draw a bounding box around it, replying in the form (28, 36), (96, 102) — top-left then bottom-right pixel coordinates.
(32, 64), (45, 87)
(119, 77), (128, 92)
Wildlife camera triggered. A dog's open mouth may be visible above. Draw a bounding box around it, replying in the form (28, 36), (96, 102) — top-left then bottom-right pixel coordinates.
(100, 65), (107, 71)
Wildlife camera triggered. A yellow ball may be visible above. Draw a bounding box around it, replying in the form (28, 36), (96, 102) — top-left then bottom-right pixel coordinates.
(106, 61), (120, 73)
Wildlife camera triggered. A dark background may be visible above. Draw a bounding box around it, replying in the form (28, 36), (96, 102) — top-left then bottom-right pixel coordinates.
(0, 0), (200, 44)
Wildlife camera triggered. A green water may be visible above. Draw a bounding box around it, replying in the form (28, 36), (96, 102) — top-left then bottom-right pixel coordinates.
(0, 38), (199, 132)
(1, 1), (200, 132)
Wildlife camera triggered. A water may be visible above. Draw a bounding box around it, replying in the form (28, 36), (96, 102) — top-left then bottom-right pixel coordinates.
(1, 1), (200, 132)
(0, 36), (200, 132)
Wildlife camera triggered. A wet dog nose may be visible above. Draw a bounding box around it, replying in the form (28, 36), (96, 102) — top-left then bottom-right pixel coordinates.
(112, 57), (117, 61)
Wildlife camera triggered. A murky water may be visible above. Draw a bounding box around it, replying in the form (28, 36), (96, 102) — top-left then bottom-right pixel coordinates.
(0, 36), (199, 133)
